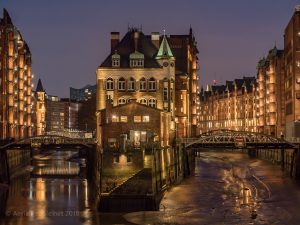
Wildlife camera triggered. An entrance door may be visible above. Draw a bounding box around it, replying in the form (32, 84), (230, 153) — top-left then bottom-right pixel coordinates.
(134, 131), (141, 146)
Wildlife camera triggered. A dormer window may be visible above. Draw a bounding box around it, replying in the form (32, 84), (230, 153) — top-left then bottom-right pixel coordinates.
(129, 51), (144, 68)
(112, 51), (120, 67)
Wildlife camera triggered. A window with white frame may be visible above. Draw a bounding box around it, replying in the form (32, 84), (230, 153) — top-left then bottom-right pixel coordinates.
(139, 98), (147, 105)
(118, 98), (126, 105)
(118, 77), (126, 91)
(148, 98), (156, 108)
(140, 77), (146, 91)
(142, 116), (150, 122)
(111, 51), (120, 67)
(163, 87), (168, 101)
(106, 78), (114, 90)
(148, 78), (156, 91)
(128, 77), (135, 91)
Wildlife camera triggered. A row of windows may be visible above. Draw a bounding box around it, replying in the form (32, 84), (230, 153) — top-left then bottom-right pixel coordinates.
(106, 77), (157, 91)
(112, 59), (144, 68)
(111, 115), (150, 123)
(118, 98), (157, 108)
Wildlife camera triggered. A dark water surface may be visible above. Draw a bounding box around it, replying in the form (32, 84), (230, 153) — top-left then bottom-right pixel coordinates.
(2, 151), (300, 225)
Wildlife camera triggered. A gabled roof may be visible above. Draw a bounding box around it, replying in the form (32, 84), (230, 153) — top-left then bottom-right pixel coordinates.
(99, 30), (161, 68)
(156, 35), (174, 59)
(36, 79), (44, 92)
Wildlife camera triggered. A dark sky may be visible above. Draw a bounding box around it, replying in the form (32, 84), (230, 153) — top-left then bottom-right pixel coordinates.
(1, 0), (299, 97)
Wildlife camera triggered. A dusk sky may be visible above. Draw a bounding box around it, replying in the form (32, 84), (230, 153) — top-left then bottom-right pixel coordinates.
(1, 0), (300, 97)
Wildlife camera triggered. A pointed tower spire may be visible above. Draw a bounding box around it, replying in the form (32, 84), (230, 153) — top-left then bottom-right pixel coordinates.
(3, 8), (12, 25)
(36, 79), (44, 92)
(156, 32), (174, 59)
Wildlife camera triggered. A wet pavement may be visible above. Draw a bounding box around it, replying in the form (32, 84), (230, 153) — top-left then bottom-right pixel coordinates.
(2, 151), (300, 224)
(124, 152), (300, 225)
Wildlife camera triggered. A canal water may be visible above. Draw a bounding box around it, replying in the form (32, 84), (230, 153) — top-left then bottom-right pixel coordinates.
(2, 150), (300, 225)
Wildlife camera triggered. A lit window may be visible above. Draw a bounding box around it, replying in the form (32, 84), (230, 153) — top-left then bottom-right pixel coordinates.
(128, 77), (135, 91)
(118, 77), (126, 91)
(142, 116), (150, 122)
(134, 116), (142, 123)
(140, 77), (146, 91)
(148, 78), (156, 91)
(163, 87), (168, 101)
(112, 115), (119, 122)
(106, 78), (114, 90)
(148, 99), (156, 108)
(120, 116), (128, 122)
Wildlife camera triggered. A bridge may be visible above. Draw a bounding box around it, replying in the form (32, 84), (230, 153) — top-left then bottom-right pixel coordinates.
(178, 129), (300, 180)
(0, 135), (96, 151)
(179, 129), (298, 150)
(0, 135), (99, 183)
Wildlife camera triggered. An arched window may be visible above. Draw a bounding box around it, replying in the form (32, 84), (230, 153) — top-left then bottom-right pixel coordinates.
(148, 77), (156, 91)
(127, 98), (134, 103)
(118, 98), (126, 105)
(118, 77), (126, 91)
(128, 77), (135, 91)
(148, 98), (156, 108)
(139, 98), (147, 105)
(140, 77), (146, 91)
(106, 78), (114, 90)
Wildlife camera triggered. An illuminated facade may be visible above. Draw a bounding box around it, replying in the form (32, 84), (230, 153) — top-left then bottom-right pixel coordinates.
(198, 77), (257, 133)
(284, 6), (300, 138)
(35, 79), (46, 136)
(96, 28), (199, 148)
(0, 9), (34, 140)
(257, 47), (285, 137)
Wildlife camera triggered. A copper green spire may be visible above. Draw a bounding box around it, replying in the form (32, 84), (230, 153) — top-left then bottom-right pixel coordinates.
(156, 33), (174, 59)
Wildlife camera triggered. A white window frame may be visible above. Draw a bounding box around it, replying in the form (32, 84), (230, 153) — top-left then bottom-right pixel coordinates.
(128, 77), (135, 91)
(106, 78), (114, 90)
(148, 78), (156, 91)
(140, 78), (146, 91)
(118, 77), (126, 91)
(148, 99), (156, 108)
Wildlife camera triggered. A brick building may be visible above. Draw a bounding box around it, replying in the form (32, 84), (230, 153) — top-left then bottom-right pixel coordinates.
(98, 100), (172, 149)
(0, 9), (34, 140)
(198, 77), (257, 133)
(96, 28), (199, 149)
(45, 96), (82, 134)
(284, 6), (300, 138)
(257, 47), (285, 136)
(34, 79), (46, 135)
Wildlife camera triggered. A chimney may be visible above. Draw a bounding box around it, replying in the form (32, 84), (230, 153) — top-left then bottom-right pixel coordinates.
(151, 32), (160, 48)
(111, 32), (120, 52)
(133, 31), (139, 51)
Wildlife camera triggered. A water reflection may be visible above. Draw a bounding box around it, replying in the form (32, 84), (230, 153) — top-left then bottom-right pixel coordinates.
(0, 150), (92, 225)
